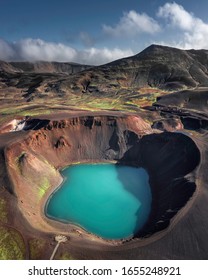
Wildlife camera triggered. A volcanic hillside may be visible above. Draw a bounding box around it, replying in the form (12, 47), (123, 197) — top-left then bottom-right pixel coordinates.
(61, 44), (208, 94)
(1, 45), (208, 104)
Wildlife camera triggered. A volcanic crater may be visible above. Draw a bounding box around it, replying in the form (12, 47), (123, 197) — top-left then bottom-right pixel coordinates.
(4, 113), (200, 243)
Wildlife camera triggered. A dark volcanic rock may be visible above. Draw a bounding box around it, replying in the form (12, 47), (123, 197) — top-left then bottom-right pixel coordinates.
(145, 88), (208, 132)
(154, 88), (208, 114)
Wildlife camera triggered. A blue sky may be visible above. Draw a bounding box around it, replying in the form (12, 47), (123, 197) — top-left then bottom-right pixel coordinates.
(1, 0), (208, 64)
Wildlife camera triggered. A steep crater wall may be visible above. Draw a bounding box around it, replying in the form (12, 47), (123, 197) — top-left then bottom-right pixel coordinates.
(5, 114), (200, 240)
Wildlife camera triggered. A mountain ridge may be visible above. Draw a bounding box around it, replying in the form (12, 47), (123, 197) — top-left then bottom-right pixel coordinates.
(0, 60), (92, 74)
(1, 44), (208, 107)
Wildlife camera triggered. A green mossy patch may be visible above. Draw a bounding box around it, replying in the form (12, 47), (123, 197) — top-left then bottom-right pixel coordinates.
(38, 177), (50, 199)
(0, 198), (8, 223)
(0, 226), (26, 260)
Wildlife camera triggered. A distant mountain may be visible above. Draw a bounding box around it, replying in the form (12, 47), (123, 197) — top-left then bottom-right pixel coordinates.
(0, 61), (92, 100)
(0, 61), (92, 75)
(109, 44), (208, 88)
(1, 45), (208, 103)
(66, 44), (208, 93)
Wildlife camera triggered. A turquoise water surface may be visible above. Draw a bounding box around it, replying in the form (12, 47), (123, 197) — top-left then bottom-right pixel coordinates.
(46, 164), (152, 239)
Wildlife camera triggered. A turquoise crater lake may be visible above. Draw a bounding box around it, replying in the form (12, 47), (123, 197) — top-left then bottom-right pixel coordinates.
(46, 164), (152, 240)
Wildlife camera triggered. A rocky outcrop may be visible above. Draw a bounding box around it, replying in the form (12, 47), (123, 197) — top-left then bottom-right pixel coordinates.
(144, 88), (208, 132)
(152, 118), (183, 131)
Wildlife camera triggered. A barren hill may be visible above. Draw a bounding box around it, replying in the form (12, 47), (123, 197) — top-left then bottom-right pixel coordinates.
(64, 44), (208, 94)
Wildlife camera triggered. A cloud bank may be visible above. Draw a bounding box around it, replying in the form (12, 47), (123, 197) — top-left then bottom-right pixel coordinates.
(0, 38), (133, 65)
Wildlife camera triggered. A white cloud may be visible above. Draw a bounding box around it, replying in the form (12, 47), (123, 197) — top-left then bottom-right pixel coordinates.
(103, 10), (161, 37)
(78, 47), (133, 65)
(157, 2), (194, 31)
(157, 2), (208, 49)
(15, 39), (77, 62)
(0, 38), (133, 65)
